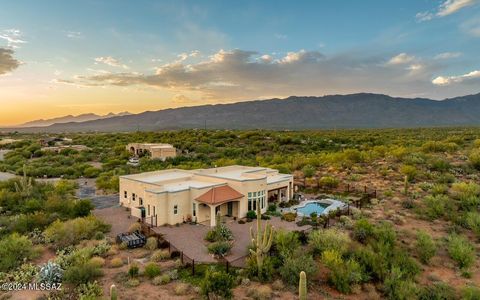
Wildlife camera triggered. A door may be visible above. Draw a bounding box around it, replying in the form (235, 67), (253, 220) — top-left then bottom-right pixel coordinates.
(227, 202), (233, 216)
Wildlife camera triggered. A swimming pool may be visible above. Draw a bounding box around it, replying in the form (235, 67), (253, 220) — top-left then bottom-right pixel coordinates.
(296, 202), (329, 216)
(290, 199), (346, 217)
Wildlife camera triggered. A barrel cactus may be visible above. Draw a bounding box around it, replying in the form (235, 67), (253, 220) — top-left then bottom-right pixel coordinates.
(299, 271), (307, 300)
(38, 261), (63, 284)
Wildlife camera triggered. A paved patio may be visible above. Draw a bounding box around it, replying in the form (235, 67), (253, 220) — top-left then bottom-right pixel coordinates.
(153, 216), (311, 264)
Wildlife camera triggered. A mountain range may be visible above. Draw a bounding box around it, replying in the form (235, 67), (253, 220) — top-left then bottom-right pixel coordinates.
(4, 92), (480, 132)
(18, 112), (132, 127)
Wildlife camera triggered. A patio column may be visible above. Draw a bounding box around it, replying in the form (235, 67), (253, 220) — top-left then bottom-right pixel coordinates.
(277, 189), (281, 202)
(210, 205), (216, 227)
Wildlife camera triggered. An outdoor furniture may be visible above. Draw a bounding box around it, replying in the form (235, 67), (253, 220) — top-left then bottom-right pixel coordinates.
(116, 231), (147, 248)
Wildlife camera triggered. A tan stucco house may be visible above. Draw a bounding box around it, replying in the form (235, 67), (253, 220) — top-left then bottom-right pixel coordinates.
(127, 143), (176, 161)
(119, 165), (293, 226)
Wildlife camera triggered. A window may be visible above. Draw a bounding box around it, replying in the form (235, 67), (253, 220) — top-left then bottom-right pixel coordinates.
(147, 204), (150, 216)
(173, 205), (178, 215)
(139, 197), (143, 205)
(124, 191), (127, 199)
(132, 193), (136, 201)
(153, 206), (156, 216)
(248, 190), (265, 211)
(193, 203), (196, 217)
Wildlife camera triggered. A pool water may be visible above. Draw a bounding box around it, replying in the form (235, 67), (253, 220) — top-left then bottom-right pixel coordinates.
(295, 202), (330, 216)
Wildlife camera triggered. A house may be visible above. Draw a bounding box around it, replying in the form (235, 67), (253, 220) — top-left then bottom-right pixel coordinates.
(126, 143), (176, 161)
(119, 165), (293, 226)
(39, 137), (73, 147)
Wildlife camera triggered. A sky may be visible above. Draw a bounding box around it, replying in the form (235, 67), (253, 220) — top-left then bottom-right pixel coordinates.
(0, 0), (480, 126)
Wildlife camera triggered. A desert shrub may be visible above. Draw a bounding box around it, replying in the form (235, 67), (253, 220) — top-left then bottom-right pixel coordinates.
(76, 281), (103, 300)
(469, 149), (480, 170)
(421, 141), (458, 153)
(205, 223), (233, 242)
(279, 250), (317, 286)
(353, 218), (375, 244)
(274, 229), (300, 260)
(245, 254), (274, 282)
(0, 233), (35, 272)
(145, 237), (158, 251)
(383, 267), (418, 300)
(151, 249), (170, 262)
(462, 285), (480, 300)
(400, 165), (417, 181)
(302, 164), (316, 178)
(93, 231), (105, 240)
(308, 228), (351, 256)
(109, 258), (123, 268)
(247, 285), (273, 300)
(125, 278), (140, 287)
(89, 256), (105, 268)
(446, 234), (475, 271)
(128, 264), (139, 278)
(144, 262), (161, 279)
(418, 282), (456, 300)
(465, 211), (480, 236)
(127, 222), (141, 233)
(72, 199), (94, 218)
(8, 263), (39, 284)
(423, 194), (449, 220)
(318, 176), (339, 188)
(152, 274), (171, 285)
(450, 182), (480, 200)
(43, 216), (110, 249)
(321, 249), (363, 294)
(200, 268), (235, 299)
(64, 262), (103, 285)
(415, 231), (436, 264)
(174, 282), (190, 295)
(281, 212), (296, 222)
(208, 241), (233, 257)
(431, 184), (448, 195)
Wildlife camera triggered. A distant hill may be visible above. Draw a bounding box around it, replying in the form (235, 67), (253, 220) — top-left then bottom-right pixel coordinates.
(18, 112), (131, 127)
(5, 92), (480, 132)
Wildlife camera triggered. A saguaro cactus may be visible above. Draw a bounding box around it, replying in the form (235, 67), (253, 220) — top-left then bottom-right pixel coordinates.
(299, 271), (307, 300)
(403, 175), (409, 195)
(110, 284), (117, 300)
(249, 198), (274, 274)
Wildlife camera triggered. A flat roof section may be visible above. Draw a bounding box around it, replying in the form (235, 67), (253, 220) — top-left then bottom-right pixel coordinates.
(122, 169), (193, 185)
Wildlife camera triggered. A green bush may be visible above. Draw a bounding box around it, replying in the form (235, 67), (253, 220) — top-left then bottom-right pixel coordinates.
(144, 262), (161, 279)
(0, 233), (35, 272)
(64, 262), (103, 285)
(246, 210), (257, 220)
(308, 228), (351, 256)
(76, 281), (103, 300)
(152, 274), (171, 285)
(469, 149), (480, 170)
(465, 211), (480, 236)
(151, 249), (170, 261)
(383, 267), (418, 300)
(418, 282), (456, 300)
(200, 268), (235, 299)
(318, 176), (339, 189)
(415, 231), (436, 264)
(279, 251), (317, 286)
(145, 237), (158, 251)
(446, 234), (475, 271)
(400, 165), (417, 181)
(423, 194), (449, 220)
(43, 216), (110, 249)
(353, 219), (375, 244)
(128, 264), (139, 278)
(207, 241), (232, 257)
(274, 229), (300, 260)
(462, 285), (480, 300)
(204, 223), (233, 242)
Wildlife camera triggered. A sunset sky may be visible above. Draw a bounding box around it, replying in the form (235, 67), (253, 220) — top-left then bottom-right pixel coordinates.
(1, 0), (479, 126)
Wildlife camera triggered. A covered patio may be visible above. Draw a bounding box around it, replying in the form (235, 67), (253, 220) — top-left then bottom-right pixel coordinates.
(195, 185), (244, 226)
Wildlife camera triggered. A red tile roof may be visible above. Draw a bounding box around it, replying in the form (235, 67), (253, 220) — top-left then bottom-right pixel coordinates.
(195, 185), (244, 205)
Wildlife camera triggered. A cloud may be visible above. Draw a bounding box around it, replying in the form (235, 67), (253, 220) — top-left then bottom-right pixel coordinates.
(64, 48), (450, 100)
(432, 70), (480, 85)
(461, 17), (480, 37)
(0, 29), (26, 48)
(171, 94), (192, 104)
(0, 48), (20, 75)
(387, 53), (415, 65)
(65, 31), (83, 39)
(434, 52), (462, 59)
(416, 0), (476, 22)
(94, 56), (129, 69)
